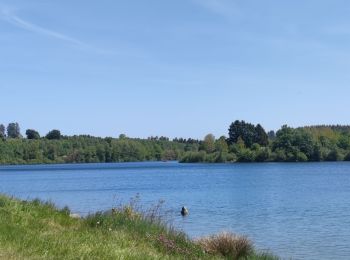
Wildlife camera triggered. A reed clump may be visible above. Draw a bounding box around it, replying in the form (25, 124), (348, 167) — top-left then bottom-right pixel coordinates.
(196, 232), (253, 259)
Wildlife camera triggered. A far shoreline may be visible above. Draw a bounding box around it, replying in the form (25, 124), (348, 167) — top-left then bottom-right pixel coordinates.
(1, 160), (349, 167)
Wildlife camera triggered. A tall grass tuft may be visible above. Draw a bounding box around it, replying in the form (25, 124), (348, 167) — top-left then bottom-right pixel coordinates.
(196, 231), (253, 259)
(85, 196), (205, 258)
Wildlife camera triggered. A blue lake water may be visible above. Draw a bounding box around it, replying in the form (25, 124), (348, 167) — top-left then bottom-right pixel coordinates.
(1, 162), (350, 259)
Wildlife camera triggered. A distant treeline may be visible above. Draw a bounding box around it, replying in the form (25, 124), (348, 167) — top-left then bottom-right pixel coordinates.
(1, 121), (350, 164)
(180, 120), (350, 163)
(0, 123), (199, 164)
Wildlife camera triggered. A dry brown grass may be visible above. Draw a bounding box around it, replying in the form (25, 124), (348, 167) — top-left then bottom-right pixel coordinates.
(196, 231), (253, 259)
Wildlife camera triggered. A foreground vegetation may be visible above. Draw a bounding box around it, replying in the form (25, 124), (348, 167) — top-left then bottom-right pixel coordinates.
(1, 121), (350, 164)
(0, 194), (277, 259)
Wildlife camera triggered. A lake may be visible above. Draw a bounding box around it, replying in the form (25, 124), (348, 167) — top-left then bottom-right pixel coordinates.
(1, 162), (350, 259)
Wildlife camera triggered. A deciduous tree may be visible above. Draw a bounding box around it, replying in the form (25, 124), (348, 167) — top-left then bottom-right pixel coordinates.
(7, 123), (21, 138)
(0, 124), (5, 139)
(46, 130), (61, 140)
(202, 134), (216, 153)
(26, 129), (40, 140)
(254, 124), (269, 146)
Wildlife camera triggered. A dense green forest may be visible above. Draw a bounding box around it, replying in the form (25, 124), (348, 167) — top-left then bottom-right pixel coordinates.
(181, 121), (350, 163)
(1, 121), (350, 164)
(0, 123), (200, 164)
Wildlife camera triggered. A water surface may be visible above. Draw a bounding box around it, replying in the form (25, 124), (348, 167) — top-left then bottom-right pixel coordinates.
(1, 162), (350, 260)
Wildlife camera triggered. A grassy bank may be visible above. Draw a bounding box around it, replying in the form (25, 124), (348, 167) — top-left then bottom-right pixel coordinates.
(0, 194), (278, 259)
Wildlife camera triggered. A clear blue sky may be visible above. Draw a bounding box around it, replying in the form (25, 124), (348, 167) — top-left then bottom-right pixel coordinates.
(1, 0), (349, 139)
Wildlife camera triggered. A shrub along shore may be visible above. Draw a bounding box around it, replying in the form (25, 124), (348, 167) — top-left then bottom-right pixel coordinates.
(0, 194), (278, 259)
(1, 121), (350, 164)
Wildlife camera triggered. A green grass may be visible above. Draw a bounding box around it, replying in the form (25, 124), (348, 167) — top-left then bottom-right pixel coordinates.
(0, 194), (278, 259)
